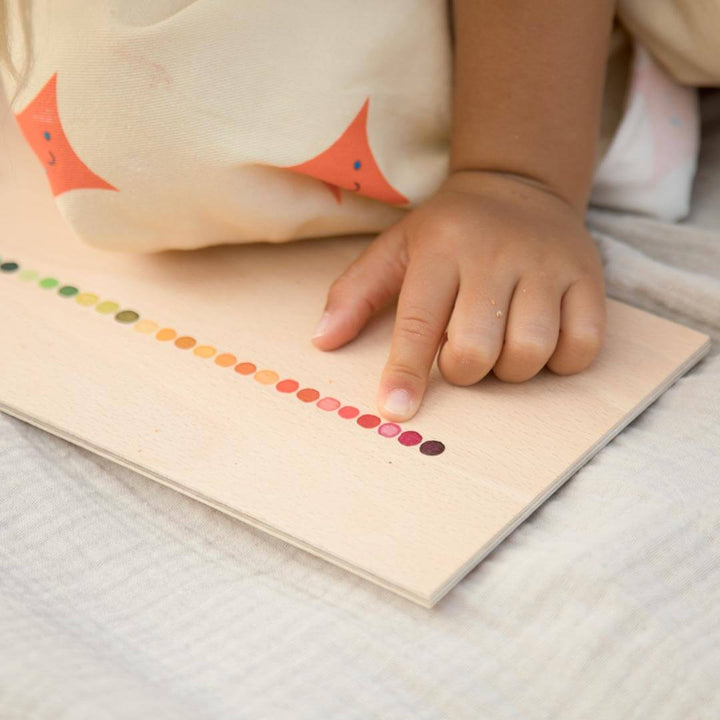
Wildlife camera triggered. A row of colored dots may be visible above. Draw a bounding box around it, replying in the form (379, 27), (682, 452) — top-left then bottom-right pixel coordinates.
(143, 325), (445, 453)
(1, 256), (446, 456)
(2, 260), (141, 325)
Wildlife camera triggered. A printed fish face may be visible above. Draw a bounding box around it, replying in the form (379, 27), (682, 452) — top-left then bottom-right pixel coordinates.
(14, 73), (117, 196)
(286, 99), (408, 205)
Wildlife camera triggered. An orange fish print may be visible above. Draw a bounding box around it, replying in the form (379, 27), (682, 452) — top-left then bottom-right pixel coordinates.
(286, 98), (408, 205)
(15, 73), (117, 196)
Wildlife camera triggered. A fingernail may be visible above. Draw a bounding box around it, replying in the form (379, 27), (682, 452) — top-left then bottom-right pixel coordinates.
(382, 388), (413, 418)
(312, 311), (333, 338)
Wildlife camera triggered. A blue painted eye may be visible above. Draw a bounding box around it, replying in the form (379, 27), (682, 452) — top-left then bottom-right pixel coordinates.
(353, 160), (361, 170)
(43, 131), (51, 140)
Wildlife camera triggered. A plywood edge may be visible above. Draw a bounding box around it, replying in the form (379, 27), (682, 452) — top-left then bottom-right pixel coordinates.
(0, 401), (436, 609)
(429, 334), (712, 608)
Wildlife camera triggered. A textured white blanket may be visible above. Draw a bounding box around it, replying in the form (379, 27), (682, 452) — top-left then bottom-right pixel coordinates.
(1, 103), (720, 720)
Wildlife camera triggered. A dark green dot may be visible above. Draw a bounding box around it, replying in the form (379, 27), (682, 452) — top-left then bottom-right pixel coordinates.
(58, 285), (78, 297)
(115, 310), (139, 324)
(39, 277), (59, 289)
(1, 262), (19, 273)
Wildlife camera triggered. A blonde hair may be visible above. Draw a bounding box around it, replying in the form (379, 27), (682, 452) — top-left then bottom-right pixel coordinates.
(0, 0), (34, 108)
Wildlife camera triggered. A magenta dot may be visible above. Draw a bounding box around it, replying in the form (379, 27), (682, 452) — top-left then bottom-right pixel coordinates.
(398, 430), (423, 446)
(338, 406), (359, 419)
(276, 379), (299, 393)
(357, 414), (381, 429)
(317, 397), (341, 411)
(378, 422), (401, 438)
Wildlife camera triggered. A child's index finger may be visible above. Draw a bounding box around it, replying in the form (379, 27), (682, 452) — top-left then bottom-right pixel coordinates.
(377, 252), (458, 422)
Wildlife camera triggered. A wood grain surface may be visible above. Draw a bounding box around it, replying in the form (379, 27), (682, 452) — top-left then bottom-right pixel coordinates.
(0, 95), (710, 607)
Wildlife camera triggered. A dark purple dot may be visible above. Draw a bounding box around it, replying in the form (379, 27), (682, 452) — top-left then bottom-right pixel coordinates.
(419, 440), (445, 456)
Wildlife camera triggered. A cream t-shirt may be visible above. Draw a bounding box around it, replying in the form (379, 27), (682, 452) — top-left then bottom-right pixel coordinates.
(3, 0), (452, 251)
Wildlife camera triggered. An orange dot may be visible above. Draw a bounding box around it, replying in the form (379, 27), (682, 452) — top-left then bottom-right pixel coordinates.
(156, 328), (177, 342)
(297, 388), (320, 403)
(193, 345), (216, 358)
(254, 369), (279, 384)
(234, 362), (256, 375)
(174, 336), (196, 350)
(215, 353), (237, 367)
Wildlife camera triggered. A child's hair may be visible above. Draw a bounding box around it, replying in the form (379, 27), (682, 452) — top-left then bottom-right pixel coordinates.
(0, 0), (34, 108)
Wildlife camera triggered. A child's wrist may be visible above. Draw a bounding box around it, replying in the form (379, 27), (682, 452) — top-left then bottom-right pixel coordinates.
(442, 168), (589, 220)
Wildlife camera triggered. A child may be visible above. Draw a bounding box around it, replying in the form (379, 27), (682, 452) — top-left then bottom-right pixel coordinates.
(0, 1), (708, 423)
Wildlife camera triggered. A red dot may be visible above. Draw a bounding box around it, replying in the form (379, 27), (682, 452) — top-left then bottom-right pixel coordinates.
(297, 388), (320, 402)
(398, 430), (422, 446)
(234, 362), (256, 375)
(276, 379), (299, 393)
(338, 406), (359, 419)
(357, 414), (381, 429)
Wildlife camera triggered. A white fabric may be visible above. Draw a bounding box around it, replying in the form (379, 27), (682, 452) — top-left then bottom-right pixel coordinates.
(2, 0), (450, 251)
(591, 43), (701, 221)
(2, 121), (720, 720)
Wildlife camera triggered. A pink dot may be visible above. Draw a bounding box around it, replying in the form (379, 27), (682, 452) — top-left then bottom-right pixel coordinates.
(317, 397), (341, 411)
(378, 422), (401, 438)
(338, 406), (359, 419)
(398, 430), (423, 446)
(276, 379), (299, 393)
(357, 414), (381, 429)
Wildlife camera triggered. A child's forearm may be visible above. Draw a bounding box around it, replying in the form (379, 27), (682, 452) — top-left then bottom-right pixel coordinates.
(450, 0), (617, 214)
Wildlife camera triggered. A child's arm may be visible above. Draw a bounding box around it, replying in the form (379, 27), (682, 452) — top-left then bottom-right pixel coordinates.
(450, 0), (616, 213)
(312, 0), (617, 423)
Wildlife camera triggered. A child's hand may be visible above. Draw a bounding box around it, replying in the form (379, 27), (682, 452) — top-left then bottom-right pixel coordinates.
(311, 170), (606, 422)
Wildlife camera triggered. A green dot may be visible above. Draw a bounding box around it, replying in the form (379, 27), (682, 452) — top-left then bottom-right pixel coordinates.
(115, 310), (139, 324)
(39, 277), (59, 289)
(19, 269), (38, 282)
(1, 262), (19, 273)
(95, 300), (119, 314)
(58, 285), (79, 297)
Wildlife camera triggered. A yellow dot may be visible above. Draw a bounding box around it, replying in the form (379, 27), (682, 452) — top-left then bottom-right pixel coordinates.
(134, 319), (159, 334)
(193, 345), (216, 358)
(156, 328), (177, 342)
(96, 301), (119, 315)
(254, 369), (279, 385)
(75, 292), (99, 307)
(18, 269), (38, 282)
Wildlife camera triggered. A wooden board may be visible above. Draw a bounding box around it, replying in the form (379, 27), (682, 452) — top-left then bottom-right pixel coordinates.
(0, 96), (710, 608)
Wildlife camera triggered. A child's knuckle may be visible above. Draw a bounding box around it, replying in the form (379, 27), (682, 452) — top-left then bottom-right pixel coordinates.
(446, 339), (494, 371)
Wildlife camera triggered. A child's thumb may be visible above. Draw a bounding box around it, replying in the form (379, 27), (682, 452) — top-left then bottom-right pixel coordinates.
(311, 222), (408, 350)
